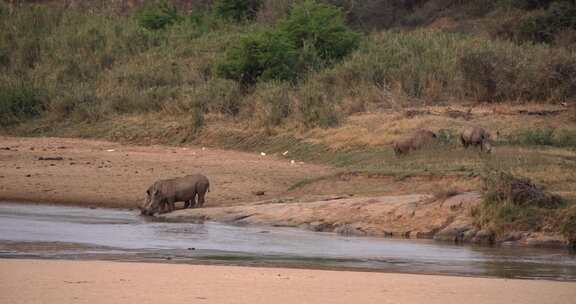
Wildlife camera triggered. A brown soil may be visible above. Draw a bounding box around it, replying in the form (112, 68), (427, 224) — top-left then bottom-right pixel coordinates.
(0, 136), (334, 209)
(1, 259), (575, 304)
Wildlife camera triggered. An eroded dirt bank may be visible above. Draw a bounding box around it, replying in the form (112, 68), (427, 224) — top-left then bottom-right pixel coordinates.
(161, 193), (569, 247)
(1, 259), (575, 304)
(161, 193), (481, 241)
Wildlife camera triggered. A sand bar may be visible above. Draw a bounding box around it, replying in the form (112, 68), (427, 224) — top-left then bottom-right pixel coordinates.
(1, 259), (575, 304)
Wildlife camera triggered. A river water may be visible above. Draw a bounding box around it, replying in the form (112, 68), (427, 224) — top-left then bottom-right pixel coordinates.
(1, 202), (576, 281)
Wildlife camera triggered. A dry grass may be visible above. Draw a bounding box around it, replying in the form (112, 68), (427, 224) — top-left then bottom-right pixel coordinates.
(473, 169), (573, 240)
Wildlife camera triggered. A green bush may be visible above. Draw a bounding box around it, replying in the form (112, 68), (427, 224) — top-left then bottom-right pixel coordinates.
(214, 0), (262, 22)
(279, 0), (360, 65)
(216, 30), (298, 85)
(0, 84), (45, 126)
(136, 0), (181, 30)
(217, 0), (359, 86)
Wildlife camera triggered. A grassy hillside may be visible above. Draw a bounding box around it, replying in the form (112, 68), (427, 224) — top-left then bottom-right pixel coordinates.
(2, 0), (575, 129)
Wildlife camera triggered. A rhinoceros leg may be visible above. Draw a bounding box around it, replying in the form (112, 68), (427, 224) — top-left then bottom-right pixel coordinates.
(184, 197), (197, 209)
(167, 198), (176, 212)
(157, 200), (167, 214)
(197, 190), (207, 208)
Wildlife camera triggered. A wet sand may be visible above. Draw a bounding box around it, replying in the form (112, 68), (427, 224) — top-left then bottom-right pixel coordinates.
(1, 259), (575, 304)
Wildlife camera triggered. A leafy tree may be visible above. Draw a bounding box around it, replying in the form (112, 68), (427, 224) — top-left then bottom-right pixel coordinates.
(217, 30), (298, 85)
(279, 0), (360, 64)
(217, 0), (360, 85)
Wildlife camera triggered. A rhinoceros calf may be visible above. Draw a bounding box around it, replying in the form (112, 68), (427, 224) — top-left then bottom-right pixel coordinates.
(460, 126), (492, 153)
(140, 174), (210, 216)
(393, 129), (438, 156)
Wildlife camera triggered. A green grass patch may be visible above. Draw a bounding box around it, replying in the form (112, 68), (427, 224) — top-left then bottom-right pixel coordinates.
(0, 84), (45, 126)
(508, 128), (576, 147)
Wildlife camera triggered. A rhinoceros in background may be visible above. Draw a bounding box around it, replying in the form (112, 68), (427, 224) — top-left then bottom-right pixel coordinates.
(392, 129), (438, 156)
(140, 174), (210, 216)
(460, 126), (493, 153)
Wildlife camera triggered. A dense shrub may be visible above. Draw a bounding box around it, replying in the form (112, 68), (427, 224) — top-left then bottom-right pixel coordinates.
(0, 84), (45, 126)
(278, 0), (360, 64)
(136, 0), (181, 30)
(217, 0), (359, 86)
(214, 0), (262, 22)
(216, 30), (298, 85)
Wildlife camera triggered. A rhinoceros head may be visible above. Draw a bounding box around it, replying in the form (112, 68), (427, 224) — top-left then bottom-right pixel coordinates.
(141, 186), (162, 216)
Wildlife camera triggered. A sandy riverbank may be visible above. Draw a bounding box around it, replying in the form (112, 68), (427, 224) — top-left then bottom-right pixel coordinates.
(0, 136), (333, 209)
(0, 136), (480, 241)
(1, 259), (574, 304)
(1, 136), (570, 246)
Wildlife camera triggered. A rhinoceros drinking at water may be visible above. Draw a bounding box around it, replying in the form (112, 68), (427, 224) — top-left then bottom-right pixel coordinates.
(140, 174), (210, 216)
